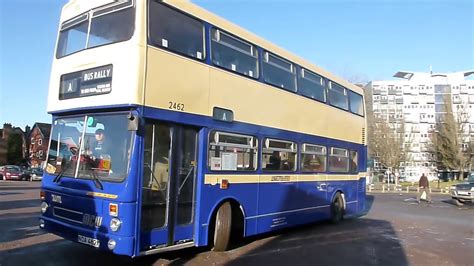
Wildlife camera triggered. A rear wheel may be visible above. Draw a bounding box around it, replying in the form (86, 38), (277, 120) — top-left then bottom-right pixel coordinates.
(330, 192), (344, 224)
(212, 202), (232, 251)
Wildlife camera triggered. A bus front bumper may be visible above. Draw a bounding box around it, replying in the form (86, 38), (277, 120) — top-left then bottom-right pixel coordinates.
(39, 216), (135, 257)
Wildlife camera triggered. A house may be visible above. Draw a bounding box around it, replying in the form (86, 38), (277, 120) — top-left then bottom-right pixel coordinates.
(0, 123), (28, 165)
(29, 123), (51, 168)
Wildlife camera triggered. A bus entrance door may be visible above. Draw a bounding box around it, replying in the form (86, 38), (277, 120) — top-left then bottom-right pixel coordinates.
(140, 122), (198, 252)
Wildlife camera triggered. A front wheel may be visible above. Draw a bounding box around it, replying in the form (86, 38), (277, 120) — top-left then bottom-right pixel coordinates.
(453, 198), (464, 207)
(212, 202), (232, 252)
(330, 192), (344, 224)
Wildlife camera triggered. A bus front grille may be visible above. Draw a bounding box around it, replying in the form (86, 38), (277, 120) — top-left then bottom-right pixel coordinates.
(53, 206), (84, 224)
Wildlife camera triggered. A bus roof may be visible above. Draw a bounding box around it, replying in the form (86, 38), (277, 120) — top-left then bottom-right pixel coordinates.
(165, 0), (364, 95)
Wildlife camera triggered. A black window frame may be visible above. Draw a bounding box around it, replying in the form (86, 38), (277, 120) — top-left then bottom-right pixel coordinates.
(147, 1), (206, 62)
(327, 81), (349, 111)
(348, 90), (365, 117)
(262, 51), (297, 92)
(298, 68), (327, 103)
(210, 27), (259, 79)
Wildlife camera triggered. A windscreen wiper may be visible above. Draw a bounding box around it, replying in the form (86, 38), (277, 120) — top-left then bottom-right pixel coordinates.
(83, 157), (104, 190)
(53, 162), (70, 183)
(53, 170), (64, 183)
(89, 170), (104, 190)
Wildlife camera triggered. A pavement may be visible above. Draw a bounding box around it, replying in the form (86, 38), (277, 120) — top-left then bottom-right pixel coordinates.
(0, 181), (473, 266)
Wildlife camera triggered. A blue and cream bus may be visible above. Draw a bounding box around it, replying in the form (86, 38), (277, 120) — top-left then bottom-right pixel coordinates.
(40, 0), (367, 257)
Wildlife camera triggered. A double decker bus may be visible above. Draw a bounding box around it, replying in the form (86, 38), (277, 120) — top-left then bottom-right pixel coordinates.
(40, 0), (367, 257)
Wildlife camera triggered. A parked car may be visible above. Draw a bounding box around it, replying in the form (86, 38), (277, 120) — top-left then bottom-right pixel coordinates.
(450, 173), (474, 206)
(20, 166), (32, 180)
(0, 165), (24, 180)
(30, 167), (44, 181)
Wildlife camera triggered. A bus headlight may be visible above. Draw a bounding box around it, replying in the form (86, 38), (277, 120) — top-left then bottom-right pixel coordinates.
(110, 218), (121, 232)
(41, 202), (49, 214)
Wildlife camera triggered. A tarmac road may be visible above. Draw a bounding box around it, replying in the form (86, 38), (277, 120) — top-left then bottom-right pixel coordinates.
(0, 181), (473, 266)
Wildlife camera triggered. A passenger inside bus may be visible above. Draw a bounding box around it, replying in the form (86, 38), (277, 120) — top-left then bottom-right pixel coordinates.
(268, 151), (281, 170)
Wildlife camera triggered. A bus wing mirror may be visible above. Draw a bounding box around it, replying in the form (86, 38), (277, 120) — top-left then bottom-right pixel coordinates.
(127, 113), (139, 131)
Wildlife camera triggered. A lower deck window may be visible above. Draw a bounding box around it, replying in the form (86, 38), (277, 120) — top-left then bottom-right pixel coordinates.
(328, 147), (349, 173)
(208, 131), (257, 171)
(350, 150), (358, 173)
(301, 144), (326, 172)
(262, 139), (297, 171)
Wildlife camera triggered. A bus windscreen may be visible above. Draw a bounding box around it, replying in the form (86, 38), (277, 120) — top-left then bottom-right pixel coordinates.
(46, 114), (134, 183)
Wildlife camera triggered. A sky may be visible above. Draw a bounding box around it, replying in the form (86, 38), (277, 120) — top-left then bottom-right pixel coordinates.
(0, 0), (473, 130)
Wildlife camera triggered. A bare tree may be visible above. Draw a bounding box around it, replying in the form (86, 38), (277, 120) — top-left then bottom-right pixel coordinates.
(370, 116), (408, 184)
(431, 98), (472, 180)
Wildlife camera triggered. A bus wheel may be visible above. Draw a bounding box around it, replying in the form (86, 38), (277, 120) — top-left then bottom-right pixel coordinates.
(330, 192), (344, 224)
(213, 202), (232, 252)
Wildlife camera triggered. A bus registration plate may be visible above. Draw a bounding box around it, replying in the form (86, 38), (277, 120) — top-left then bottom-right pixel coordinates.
(78, 235), (100, 248)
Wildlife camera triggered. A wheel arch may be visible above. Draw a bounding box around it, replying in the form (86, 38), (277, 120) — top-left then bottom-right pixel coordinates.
(206, 197), (246, 244)
(330, 189), (346, 211)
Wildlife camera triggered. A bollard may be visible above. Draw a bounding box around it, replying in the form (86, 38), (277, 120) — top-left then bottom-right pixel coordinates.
(406, 186), (409, 193)
(382, 185), (385, 192)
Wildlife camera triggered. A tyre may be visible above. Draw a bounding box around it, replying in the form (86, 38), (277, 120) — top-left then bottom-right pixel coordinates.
(453, 198), (464, 207)
(330, 192), (344, 224)
(212, 202), (232, 252)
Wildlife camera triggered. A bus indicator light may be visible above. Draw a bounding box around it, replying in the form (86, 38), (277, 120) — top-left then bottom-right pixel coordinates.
(109, 203), (118, 217)
(220, 179), (229, 190)
(40, 191), (45, 200)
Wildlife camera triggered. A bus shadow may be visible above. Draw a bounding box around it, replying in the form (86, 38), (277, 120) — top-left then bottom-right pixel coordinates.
(0, 186), (41, 191)
(0, 199), (40, 211)
(226, 218), (408, 266)
(0, 212), (43, 244)
(0, 239), (132, 266)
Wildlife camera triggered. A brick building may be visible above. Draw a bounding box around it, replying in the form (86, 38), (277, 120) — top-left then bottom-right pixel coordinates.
(29, 123), (51, 168)
(0, 123), (28, 165)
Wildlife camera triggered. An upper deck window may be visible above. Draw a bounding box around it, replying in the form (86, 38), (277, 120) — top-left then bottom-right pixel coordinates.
(211, 29), (258, 78)
(349, 91), (364, 116)
(263, 52), (296, 92)
(149, 2), (204, 60)
(298, 69), (326, 102)
(56, 1), (135, 58)
(327, 81), (349, 110)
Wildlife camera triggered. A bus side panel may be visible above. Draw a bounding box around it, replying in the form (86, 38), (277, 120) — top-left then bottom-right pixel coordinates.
(145, 48), (210, 117)
(358, 177), (367, 214)
(257, 181), (330, 233)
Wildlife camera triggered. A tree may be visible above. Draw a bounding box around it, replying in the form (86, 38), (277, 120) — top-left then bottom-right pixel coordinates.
(7, 133), (23, 165)
(370, 116), (408, 184)
(431, 98), (472, 180)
